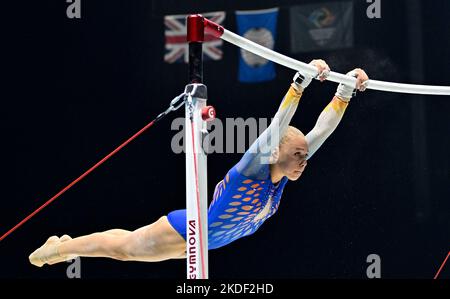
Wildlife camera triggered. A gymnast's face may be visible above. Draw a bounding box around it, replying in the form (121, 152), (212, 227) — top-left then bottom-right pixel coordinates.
(277, 133), (309, 181)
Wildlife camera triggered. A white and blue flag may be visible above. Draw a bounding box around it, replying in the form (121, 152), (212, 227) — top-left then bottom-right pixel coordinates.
(236, 8), (279, 83)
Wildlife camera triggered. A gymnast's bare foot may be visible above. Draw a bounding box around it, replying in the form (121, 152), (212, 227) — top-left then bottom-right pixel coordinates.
(29, 235), (74, 267)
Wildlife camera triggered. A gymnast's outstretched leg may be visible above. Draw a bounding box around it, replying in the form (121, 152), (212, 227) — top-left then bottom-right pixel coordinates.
(29, 216), (185, 267)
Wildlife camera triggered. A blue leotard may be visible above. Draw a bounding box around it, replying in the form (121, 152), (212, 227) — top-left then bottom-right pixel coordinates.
(168, 164), (288, 249)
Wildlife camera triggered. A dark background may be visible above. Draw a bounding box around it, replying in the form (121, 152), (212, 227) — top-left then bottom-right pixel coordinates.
(1, 0), (449, 279)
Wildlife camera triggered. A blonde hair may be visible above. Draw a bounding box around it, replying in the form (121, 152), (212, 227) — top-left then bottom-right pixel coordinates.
(280, 126), (304, 147)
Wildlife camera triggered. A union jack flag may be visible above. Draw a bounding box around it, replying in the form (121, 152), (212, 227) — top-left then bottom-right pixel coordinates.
(164, 11), (226, 63)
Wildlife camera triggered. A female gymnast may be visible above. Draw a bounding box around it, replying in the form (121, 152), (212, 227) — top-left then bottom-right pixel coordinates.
(29, 59), (369, 267)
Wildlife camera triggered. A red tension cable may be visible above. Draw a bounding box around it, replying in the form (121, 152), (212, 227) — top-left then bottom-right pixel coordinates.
(0, 93), (185, 242)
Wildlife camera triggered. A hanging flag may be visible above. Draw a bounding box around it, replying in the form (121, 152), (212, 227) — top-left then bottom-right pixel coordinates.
(164, 11), (226, 63)
(236, 8), (279, 83)
(290, 2), (353, 53)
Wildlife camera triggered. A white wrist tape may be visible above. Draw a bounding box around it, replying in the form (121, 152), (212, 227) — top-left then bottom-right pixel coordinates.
(335, 70), (358, 101)
(293, 72), (313, 90)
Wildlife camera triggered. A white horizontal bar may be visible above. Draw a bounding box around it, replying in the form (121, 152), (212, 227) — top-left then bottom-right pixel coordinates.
(221, 29), (450, 96)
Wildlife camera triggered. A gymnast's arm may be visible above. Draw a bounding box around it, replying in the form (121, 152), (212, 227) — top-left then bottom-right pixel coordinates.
(305, 96), (350, 160)
(236, 59), (330, 179)
(235, 83), (304, 179)
(305, 68), (369, 160)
